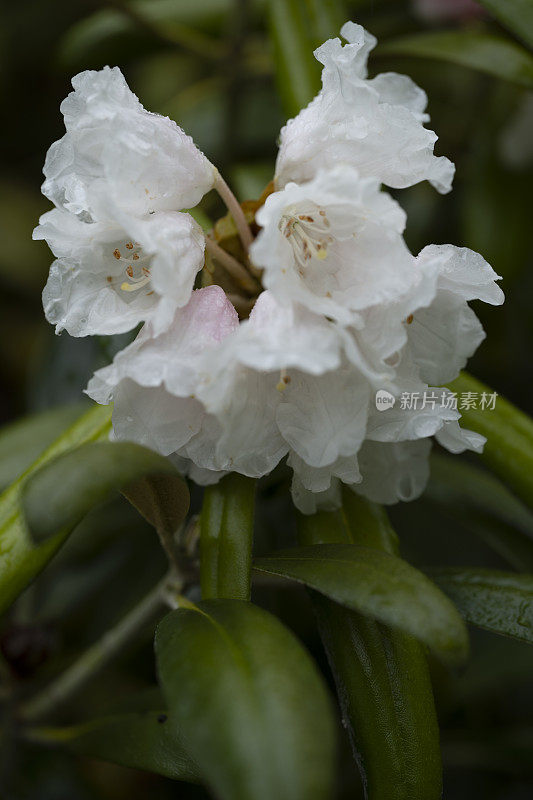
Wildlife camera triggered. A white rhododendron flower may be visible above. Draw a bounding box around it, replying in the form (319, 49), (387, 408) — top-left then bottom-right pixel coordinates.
(41, 66), (215, 218)
(35, 205), (204, 336)
(275, 22), (455, 194)
(251, 165), (432, 327)
(35, 66), (215, 335)
(39, 21), (504, 513)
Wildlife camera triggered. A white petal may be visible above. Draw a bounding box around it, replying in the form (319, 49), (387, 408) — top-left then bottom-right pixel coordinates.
(291, 474), (342, 514)
(418, 244), (504, 305)
(435, 420), (486, 454)
(276, 367), (370, 468)
(407, 294), (486, 385)
(356, 439), (432, 504)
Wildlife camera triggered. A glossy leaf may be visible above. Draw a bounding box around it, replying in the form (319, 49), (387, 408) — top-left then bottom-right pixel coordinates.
(254, 543), (468, 664)
(477, 0), (533, 50)
(427, 453), (533, 571)
(429, 568), (533, 644)
(27, 711), (200, 783)
(298, 495), (443, 800)
(267, 0), (321, 117)
(314, 598), (442, 799)
(379, 31), (533, 89)
(200, 474), (255, 600)
(0, 404), (86, 491)
(0, 405), (112, 615)
(155, 600), (336, 800)
(22, 441), (188, 542)
(448, 372), (533, 509)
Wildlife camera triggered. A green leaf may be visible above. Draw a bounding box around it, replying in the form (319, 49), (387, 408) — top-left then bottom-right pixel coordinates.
(0, 404), (86, 491)
(427, 453), (533, 571)
(267, 0), (321, 117)
(155, 600), (336, 800)
(448, 372), (533, 509)
(254, 542), (468, 664)
(122, 473), (190, 540)
(59, 0), (231, 66)
(378, 31), (533, 89)
(477, 0), (533, 51)
(298, 495), (443, 800)
(22, 441), (188, 543)
(428, 568), (533, 644)
(314, 599), (442, 799)
(200, 474), (255, 600)
(27, 711), (200, 783)
(0, 405), (112, 615)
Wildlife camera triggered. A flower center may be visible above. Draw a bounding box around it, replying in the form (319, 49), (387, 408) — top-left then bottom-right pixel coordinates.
(280, 207), (333, 275)
(109, 242), (152, 294)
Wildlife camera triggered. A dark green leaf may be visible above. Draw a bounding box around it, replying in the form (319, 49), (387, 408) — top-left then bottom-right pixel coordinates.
(298, 496), (442, 800)
(155, 600), (336, 800)
(448, 372), (533, 509)
(427, 453), (533, 571)
(122, 473), (190, 539)
(200, 474), (255, 600)
(254, 543), (468, 663)
(22, 441), (188, 542)
(0, 405), (112, 614)
(267, 0), (321, 117)
(0, 404), (86, 491)
(27, 711), (200, 783)
(477, 0), (533, 51)
(314, 598), (442, 799)
(378, 31), (533, 89)
(429, 568), (533, 644)
(429, 453), (533, 538)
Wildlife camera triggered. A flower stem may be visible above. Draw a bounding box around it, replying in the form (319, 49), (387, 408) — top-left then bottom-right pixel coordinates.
(205, 237), (259, 294)
(19, 574), (181, 722)
(214, 172), (254, 252)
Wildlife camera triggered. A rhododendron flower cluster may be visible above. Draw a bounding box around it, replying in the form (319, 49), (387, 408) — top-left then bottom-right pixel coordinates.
(36, 23), (503, 512)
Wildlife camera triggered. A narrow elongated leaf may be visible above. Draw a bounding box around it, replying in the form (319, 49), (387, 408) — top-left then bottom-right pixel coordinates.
(379, 31), (533, 89)
(200, 474), (255, 600)
(155, 600), (336, 800)
(429, 453), (533, 539)
(477, 0), (533, 51)
(429, 568), (533, 644)
(0, 404), (86, 491)
(448, 372), (533, 509)
(22, 441), (188, 542)
(427, 454), (533, 571)
(27, 711), (200, 783)
(314, 598), (442, 799)
(267, 0), (321, 117)
(298, 494), (443, 800)
(0, 405), (112, 614)
(254, 543), (468, 663)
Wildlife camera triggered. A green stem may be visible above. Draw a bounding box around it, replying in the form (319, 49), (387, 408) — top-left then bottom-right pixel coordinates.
(20, 574), (180, 722)
(200, 474), (256, 600)
(205, 237), (259, 294)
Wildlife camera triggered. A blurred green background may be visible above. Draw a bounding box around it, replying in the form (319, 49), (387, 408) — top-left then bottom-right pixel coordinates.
(1, 0), (532, 797)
